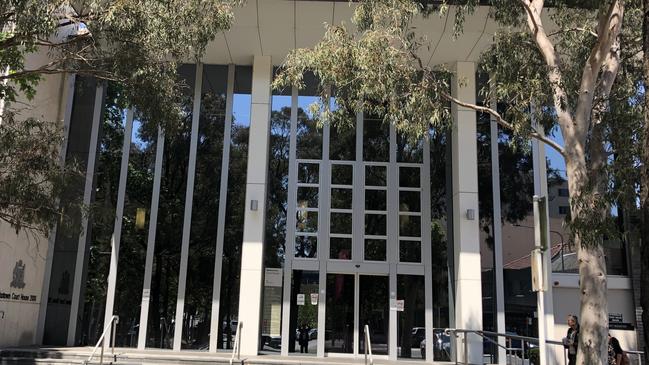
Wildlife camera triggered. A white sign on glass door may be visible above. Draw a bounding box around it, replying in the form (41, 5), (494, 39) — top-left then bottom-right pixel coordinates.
(264, 268), (283, 287)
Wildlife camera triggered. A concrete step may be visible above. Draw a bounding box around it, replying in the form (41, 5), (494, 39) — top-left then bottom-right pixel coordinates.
(0, 347), (451, 365)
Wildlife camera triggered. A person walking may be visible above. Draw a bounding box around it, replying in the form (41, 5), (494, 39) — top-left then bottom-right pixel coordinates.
(563, 314), (579, 365)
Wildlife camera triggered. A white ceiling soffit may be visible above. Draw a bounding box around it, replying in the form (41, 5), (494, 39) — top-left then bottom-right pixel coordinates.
(202, 0), (500, 66)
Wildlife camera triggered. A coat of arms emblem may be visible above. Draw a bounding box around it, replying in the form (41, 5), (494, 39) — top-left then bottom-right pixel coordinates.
(10, 260), (26, 289)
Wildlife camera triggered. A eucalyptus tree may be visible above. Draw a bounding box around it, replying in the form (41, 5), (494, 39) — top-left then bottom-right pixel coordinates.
(0, 0), (241, 235)
(273, 0), (640, 363)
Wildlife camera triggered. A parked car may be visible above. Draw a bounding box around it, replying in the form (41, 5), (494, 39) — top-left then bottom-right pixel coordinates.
(419, 329), (451, 360)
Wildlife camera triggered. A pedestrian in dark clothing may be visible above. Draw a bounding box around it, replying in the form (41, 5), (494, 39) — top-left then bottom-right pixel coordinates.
(299, 324), (310, 353)
(563, 314), (579, 365)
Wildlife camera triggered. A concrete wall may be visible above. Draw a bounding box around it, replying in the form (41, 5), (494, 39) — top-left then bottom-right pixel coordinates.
(553, 275), (638, 352)
(0, 224), (49, 346)
(0, 47), (67, 347)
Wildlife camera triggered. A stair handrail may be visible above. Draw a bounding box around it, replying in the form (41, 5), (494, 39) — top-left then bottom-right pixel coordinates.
(444, 328), (565, 365)
(442, 328), (645, 365)
(84, 315), (119, 365)
(229, 321), (242, 365)
(364, 324), (373, 365)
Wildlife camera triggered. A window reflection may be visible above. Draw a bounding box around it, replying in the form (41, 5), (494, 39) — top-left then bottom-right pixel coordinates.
(80, 83), (126, 346)
(297, 72), (322, 160)
(146, 64), (196, 349)
(397, 133), (424, 163)
(113, 114), (155, 347)
(181, 64), (227, 350)
(217, 65), (252, 347)
(397, 275), (425, 359)
(365, 239), (386, 261)
(363, 118), (389, 162)
(330, 237), (352, 260)
(45, 76), (98, 345)
(288, 271), (319, 355)
(260, 82), (291, 351)
(429, 127), (450, 344)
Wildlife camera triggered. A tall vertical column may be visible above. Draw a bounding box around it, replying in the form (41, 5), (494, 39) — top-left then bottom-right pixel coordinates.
(451, 61), (483, 364)
(237, 55), (272, 356)
(490, 101), (507, 365)
(531, 120), (556, 364)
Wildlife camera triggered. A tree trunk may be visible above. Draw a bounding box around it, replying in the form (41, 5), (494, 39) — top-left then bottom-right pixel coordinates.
(565, 153), (609, 365)
(641, 0), (649, 354)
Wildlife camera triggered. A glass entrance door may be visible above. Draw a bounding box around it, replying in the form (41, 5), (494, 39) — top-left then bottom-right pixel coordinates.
(358, 275), (389, 356)
(324, 273), (389, 357)
(325, 273), (354, 354)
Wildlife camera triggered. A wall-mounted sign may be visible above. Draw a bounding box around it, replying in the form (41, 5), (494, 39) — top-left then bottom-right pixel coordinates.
(396, 300), (405, 312)
(609, 313), (634, 330)
(0, 291), (37, 302)
(310, 293), (318, 305)
(264, 268), (283, 287)
(609, 313), (623, 323)
(297, 294), (305, 306)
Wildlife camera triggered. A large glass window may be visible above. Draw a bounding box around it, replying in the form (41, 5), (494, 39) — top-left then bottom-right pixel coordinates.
(429, 127), (450, 359)
(216, 65), (252, 350)
(78, 83), (126, 346)
(146, 64), (196, 349)
(44, 77), (98, 345)
(260, 74), (291, 353)
(477, 111), (498, 359)
(180, 64), (227, 350)
(296, 72), (322, 160)
(363, 118), (389, 162)
(112, 114), (156, 347)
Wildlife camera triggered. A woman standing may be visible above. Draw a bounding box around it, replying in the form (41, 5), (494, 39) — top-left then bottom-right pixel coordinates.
(563, 315), (580, 365)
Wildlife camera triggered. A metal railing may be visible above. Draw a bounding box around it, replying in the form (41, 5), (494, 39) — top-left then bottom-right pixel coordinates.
(443, 328), (642, 365)
(229, 321), (242, 365)
(363, 324), (373, 365)
(627, 350), (645, 365)
(84, 315), (119, 365)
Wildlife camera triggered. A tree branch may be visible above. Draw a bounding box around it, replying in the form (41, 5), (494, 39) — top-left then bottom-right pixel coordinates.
(573, 0), (624, 145)
(441, 91), (566, 158)
(548, 27), (599, 38)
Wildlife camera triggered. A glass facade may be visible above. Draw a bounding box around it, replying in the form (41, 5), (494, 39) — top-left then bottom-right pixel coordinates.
(258, 72), (451, 361)
(43, 64), (252, 351)
(40, 62), (630, 361)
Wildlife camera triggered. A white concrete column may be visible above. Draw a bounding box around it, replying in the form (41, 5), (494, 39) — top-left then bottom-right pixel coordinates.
(451, 61), (483, 364)
(531, 120), (557, 365)
(237, 54), (272, 356)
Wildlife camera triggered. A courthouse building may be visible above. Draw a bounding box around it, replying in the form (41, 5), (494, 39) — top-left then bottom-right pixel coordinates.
(0, 1), (642, 363)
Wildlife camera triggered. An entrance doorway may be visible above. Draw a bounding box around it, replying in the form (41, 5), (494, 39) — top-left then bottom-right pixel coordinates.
(324, 273), (389, 357)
